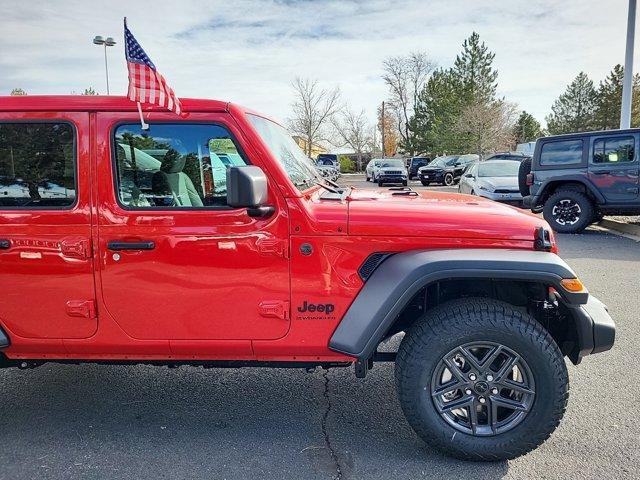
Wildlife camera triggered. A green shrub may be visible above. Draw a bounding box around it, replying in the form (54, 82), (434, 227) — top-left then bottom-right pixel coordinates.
(339, 155), (354, 173)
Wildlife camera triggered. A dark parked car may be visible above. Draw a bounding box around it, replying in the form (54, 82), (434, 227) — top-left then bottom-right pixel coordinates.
(316, 153), (339, 169)
(407, 156), (430, 180)
(521, 129), (640, 233)
(418, 154), (478, 186)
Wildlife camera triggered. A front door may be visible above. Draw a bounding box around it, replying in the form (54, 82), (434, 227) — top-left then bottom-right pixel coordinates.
(0, 113), (97, 339)
(95, 112), (290, 341)
(589, 134), (640, 203)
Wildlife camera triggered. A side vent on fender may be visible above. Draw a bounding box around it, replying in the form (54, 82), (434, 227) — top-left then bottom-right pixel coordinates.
(358, 252), (394, 281)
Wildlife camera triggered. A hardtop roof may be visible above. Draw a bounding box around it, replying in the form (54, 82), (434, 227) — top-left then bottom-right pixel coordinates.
(0, 95), (230, 112)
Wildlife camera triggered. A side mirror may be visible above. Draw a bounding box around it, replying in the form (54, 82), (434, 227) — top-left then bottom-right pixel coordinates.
(226, 166), (273, 217)
(464, 172), (473, 178)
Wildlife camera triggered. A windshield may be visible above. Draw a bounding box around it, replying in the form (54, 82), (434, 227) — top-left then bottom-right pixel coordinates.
(478, 161), (521, 177)
(247, 114), (319, 191)
(379, 159), (405, 168)
(431, 156), (458, 167)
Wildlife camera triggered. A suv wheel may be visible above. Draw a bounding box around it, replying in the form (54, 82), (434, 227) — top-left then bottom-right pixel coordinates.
(395, 298), (568, 461)
(421, 181), (430, 186)
(378, 180), (384, 187)
(543, 190), (594, 234)
(444, 172), (455, 186)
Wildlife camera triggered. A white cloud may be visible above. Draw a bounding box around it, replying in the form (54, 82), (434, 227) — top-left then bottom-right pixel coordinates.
(0, 0), (636, 126)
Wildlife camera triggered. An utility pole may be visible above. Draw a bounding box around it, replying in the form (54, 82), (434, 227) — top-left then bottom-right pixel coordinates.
(621, 0), (637, 129)
(381, 101), (386, 157)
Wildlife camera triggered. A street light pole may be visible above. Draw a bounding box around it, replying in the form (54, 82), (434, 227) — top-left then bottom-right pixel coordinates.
(93, 36), (117, 95)
(621, 0), (637, 129)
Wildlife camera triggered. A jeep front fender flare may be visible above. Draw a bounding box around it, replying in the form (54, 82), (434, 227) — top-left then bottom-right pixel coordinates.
(537, 176), (606, 204)
(329, 249), (586, 359)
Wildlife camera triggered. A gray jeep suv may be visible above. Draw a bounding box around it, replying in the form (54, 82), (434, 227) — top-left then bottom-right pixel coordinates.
(521, 129), (640, 233)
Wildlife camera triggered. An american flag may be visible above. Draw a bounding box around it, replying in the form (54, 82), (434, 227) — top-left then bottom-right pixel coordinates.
(124, 19), (182, 115)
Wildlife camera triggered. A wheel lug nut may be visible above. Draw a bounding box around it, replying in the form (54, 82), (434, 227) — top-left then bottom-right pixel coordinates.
(491, 388), (498, 394)
(486, 374), (494, 381)
(469, 373), (477, 381)
(465, 389), (472, 395)
(479, 397), (486, 404)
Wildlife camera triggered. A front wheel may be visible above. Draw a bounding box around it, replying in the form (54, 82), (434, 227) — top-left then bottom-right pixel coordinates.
(402, 180), (408, 186)
(421, 181), (430, 186)
(444, 172), (455, 186)
(395, 298), (569, 461)
(543, 190), (594, 234)
(378, 181), (384, 187)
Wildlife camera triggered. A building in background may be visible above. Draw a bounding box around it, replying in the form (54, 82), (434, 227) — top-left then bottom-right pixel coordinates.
(292, 136), (327, 159)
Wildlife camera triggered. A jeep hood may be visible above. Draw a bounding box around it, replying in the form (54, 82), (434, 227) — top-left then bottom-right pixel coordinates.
(346, 188), (546, 240)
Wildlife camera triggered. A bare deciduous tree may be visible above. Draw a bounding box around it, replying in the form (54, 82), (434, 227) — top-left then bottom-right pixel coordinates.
(455, 100), (518, 157)
(332, 107), (372, 171)
(382, 52), (436, 154)
(288, 77), (342, 157)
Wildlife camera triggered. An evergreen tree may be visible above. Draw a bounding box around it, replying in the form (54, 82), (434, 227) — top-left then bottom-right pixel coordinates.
(411, 32), (500, 155)
(411, 69), (462, 154)
(546, 72), (596, 135)
(513, 111), (544, 143)
(593, 65), (640, 130)
(452, 31), (498, 104)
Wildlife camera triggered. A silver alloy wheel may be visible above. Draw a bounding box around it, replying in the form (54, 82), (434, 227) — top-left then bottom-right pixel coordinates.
(552, 199), (582, 226)
(444, 173), (454, 186)
(430, 341), (536, 437)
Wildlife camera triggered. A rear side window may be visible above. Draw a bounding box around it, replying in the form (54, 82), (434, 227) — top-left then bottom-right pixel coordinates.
(539, 140), (583, 166)
(0, 123), (76, 208)
(593, 136), (635, 163)
(113, 123), (248, 209)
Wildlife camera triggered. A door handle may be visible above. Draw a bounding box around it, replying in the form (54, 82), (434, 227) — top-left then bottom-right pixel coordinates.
(0, 239), (10, 249)
(592, 170), (611, 175)
(107, 241), (155, 251)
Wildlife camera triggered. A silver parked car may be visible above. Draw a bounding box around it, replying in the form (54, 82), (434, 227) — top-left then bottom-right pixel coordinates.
(458, 159), (523, 206)
(372, 158), (408, 186)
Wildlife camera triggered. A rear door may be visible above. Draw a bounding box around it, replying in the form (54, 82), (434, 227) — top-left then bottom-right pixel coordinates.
(0, 113), (97, 339)
(94, 111), (290, 341)
(589, 134), (640, 203)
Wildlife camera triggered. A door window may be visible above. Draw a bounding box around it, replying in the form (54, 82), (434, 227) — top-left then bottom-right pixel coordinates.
(0, 122), (76, 208)
(593, 136), (635, 164)
(539, 140), (583, 166)
(113, 123), (248, 208)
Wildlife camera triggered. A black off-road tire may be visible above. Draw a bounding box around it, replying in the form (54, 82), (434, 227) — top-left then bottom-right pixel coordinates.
(444, 172), (455, 186)
(421, 181), (430, 186)
(518, 158), (532, 197)
(378, 181), (384, 187)
(402, 180), (408, 186)
(543, 189), (594, 234)
(395, 298), (569, 461)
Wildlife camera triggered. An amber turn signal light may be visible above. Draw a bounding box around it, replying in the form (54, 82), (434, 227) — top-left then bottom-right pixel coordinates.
(560, 278), (585, 292)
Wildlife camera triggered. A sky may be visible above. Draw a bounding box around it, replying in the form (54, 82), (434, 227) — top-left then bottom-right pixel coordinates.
(0, 0), (637, 128)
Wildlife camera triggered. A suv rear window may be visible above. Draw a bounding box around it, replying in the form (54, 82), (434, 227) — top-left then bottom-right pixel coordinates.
(593, 136), (635, 163)
(539, 140), (583, 166)
(0, 122), (76, 208)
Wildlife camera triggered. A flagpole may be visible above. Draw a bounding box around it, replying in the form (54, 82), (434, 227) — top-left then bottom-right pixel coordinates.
(137, 102), (149, 130)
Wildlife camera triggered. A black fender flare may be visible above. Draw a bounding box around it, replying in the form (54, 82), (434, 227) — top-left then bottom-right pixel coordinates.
(537, 176), (606, 204)
(329, 249), (586, 359)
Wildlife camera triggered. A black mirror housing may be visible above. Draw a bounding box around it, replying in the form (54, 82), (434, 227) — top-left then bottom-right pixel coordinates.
(226, 166), (269, 208)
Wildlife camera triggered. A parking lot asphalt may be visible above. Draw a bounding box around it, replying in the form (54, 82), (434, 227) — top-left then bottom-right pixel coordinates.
(0, 176), (638, 480)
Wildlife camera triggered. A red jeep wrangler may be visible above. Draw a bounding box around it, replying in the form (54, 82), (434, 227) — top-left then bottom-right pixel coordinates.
(0, 96), (615, 460)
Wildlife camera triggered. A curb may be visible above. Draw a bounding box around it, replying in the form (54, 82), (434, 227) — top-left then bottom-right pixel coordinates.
(598, 218), (640, 239)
